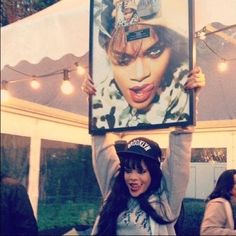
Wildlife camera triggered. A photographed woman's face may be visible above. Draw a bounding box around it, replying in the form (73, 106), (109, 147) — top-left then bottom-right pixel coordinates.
(109, 26), (171, 110)
(124, 160), (151, 197)
(123, 8), (135, 22)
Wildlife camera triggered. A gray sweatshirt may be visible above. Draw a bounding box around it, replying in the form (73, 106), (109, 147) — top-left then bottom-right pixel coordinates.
(91, 128), (193, 235)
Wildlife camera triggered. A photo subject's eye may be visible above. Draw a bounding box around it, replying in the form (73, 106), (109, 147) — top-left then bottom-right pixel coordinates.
(116, 53), (133, 66)
(145, 42), (166, 59)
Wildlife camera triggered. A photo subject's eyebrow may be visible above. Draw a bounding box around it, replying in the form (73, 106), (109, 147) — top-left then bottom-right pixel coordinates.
(112, 50), (134, 59)
(145, 41), (164, 52)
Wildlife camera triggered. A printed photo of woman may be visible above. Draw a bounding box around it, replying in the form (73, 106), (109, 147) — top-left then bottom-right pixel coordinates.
(90, 0), (195, 132)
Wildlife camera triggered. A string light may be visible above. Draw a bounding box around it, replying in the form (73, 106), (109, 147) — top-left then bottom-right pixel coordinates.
(0, 62), (87, 100)
(218, 60), (228, 72)
(195, 24), (236, 38)
(30, 77), (40, 89)
(75, 62), (86, 75)
(1, 80), (11, 102)
(60, 69), (74, 95)
(195, 26), (207, 40)
(195, 24), (236, 72)
(1, 24), (235, 100)
(199, 31), (206, 40)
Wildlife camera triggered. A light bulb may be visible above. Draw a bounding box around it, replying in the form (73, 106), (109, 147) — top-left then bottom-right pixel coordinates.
(1, 80), (11, 102)
(218, 61), (228, 72)
(199, 32), (206, 40)
(61, 80), (74, 95)
(1, 89), (11, 102)
(76, 65), (86, 75)
(30, 79), (40, 89)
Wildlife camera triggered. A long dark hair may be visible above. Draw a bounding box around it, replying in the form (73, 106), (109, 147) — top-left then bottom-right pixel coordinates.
(207, 169), (236, 202)
(96, 156), (173, 235)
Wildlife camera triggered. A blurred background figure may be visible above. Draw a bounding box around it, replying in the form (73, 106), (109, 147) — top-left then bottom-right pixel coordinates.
(0, 173), (38, 236)
(200, 169), (236, 235)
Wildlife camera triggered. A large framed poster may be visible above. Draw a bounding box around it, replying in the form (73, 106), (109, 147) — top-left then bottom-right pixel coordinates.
(89, 0), (195, 134)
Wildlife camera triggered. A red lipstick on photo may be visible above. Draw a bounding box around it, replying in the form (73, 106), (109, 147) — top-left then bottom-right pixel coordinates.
(129, 83), (154, 103)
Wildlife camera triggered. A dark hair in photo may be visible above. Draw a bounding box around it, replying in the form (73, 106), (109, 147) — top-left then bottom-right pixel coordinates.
(207, 169), (236, 202)
(95, 155), (174, 235)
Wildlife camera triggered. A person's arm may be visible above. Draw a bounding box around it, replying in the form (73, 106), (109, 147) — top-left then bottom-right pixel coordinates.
(200, 201), (236, 235)
(92, 133), (121, 198)
(161, 126), (193, 218)
(160, 66), (205, 217)
(82, 75), (122, 198)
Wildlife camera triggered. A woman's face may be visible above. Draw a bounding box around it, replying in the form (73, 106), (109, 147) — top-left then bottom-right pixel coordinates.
(124, 160), (151, 197)
(124, 8), (135, 22)
(231, 174), (236, 198)
(109, 26), (171, 110)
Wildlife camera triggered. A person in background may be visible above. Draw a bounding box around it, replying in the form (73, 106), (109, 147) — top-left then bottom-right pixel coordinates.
(82, 67), (205, 235)
(0, 173), (38, 236)
(200, 169), (236, 235)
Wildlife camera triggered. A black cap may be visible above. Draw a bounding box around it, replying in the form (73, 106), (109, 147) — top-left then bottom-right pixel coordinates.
(117, 137), (162, 162)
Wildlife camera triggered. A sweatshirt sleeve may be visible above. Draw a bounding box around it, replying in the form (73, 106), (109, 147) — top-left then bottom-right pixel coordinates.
(92, 133), (121, 198)
(161, 127), (193, 218)
(200, 201), (236, 235)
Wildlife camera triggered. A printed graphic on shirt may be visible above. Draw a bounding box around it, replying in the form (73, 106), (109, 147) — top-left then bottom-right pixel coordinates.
(118, 198), (151, 235)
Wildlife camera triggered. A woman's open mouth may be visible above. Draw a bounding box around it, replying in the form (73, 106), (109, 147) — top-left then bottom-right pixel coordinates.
(129, 183), (140, 192)
(129, 83), (154, 103)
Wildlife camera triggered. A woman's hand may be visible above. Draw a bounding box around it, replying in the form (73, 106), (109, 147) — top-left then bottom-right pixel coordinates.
(81, 74), (97, 95)
(184, 66), (206, 123)
(184, 66), (206, 96)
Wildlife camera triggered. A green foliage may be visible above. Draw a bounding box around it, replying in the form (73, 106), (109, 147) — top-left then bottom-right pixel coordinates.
(179, 198), (205, 236)
(39, 143), (101, 202)
(38, 200), (100, 231)
(1, 134), (30, 185)
(1, 0), (60, 27)
(38, 142), (102, 232)
(33, 0), (60, 11)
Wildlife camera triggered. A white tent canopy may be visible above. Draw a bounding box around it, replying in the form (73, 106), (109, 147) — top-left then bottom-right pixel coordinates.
(1, 0), (90, 69)
(1, 0), (236, 121)
(1, 0), (236, 70)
